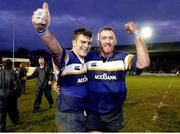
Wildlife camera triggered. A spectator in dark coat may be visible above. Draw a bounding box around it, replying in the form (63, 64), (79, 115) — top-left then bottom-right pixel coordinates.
(0, 59), (21, 132)
(17, 63), (27, 95)
(27, 57), (53, 113)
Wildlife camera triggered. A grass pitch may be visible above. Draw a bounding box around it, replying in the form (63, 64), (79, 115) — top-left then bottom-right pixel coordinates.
(6, 76), (180, 132)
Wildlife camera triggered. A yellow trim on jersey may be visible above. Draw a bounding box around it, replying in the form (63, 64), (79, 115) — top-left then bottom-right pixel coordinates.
(124, 54), (134, 70)
(88, 67), (124, 72)
(61, 62), (87, 76)
(61, 70), (87, 76)
(127, 55), (134, 70)
(86, 60), (125, 72)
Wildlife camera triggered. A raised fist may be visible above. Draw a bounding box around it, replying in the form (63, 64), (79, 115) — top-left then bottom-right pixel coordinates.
(124, 21), (139, 34)
(32, 2), (51, 31)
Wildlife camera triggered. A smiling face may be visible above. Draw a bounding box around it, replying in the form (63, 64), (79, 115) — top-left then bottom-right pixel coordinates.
(98, 28), (117, 58)
(72, 34), (92, 58)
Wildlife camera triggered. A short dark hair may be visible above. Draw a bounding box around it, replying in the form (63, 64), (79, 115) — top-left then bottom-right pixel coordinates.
(97, 27), (116, 40)
(73, 28), (92, 40)
(4, 59), (13, 69)
(98, 27), (114, 33)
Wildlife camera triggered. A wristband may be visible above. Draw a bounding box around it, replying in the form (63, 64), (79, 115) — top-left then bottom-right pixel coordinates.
(37, 27), (48, 36)
(134, 31), (142, 39)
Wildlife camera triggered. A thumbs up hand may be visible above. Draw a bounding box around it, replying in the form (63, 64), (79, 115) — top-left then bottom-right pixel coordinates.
(32, 2), (51, 32)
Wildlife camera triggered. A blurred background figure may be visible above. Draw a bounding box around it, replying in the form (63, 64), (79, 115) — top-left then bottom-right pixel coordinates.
(0, 59), (21, 132)
(17, 63), (27, 95)
(27, 57), (54, 113)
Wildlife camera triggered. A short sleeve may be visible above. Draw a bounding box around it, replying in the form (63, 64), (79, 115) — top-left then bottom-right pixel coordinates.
(130, 56), (143, 75)
(124, 54), (143, 75)
(53, 48), (69, 69)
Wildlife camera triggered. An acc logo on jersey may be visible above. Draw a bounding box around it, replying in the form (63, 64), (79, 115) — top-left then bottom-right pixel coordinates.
(77, 76), (88, 83)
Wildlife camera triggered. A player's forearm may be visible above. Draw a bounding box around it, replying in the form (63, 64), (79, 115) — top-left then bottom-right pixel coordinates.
(32, 2), (63, 64)
(40, 30), (63, 63)
(135, 38), (150, 69)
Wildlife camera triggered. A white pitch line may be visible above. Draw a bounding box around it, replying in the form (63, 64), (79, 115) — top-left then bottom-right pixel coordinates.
(167, 79), (173, 89)
(152, 78), (174, 121)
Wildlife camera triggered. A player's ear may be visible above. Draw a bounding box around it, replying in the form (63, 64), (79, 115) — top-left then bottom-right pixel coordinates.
(115, 37), (117, 45)
(97, 30), (101, 46)
(72, 40), (76, 47)
(97, 33), (100, 41)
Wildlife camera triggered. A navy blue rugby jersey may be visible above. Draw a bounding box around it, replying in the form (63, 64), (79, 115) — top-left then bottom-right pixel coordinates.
(86, 51), (142, 114)
(57, 49), (89, 112)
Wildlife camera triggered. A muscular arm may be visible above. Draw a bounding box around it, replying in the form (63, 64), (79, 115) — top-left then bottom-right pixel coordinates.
(40, 31), (63, 65)
(134, 37), (150, 69)
(32, 2), (63, 65)
(125, 22), (150, 69)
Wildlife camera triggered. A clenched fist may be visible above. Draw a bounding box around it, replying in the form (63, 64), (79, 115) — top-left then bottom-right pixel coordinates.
(124, 22), (139, 34)
(32, 2), (51, 32)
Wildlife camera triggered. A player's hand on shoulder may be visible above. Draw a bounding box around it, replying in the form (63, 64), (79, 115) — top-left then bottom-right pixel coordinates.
(52, 82), (60, 95)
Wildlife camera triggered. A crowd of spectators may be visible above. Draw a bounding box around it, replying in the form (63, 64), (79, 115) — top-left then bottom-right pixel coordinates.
(148, 57), (180, 74)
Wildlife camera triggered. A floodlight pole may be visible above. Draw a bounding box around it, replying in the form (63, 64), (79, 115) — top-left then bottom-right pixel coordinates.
(12, 24), (15, 69)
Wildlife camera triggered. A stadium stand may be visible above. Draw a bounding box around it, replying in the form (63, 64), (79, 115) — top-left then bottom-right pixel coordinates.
(92, 42), (180, 75)
(0, 42), (180, 75)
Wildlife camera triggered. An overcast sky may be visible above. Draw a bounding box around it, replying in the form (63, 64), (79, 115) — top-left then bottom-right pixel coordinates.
(0, 0), (180, 50)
